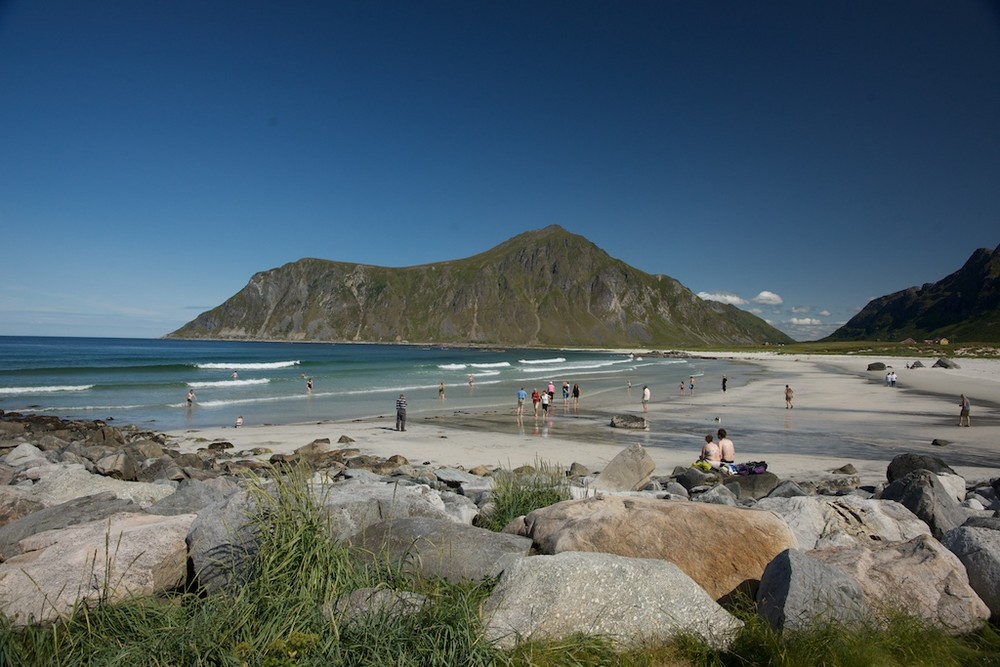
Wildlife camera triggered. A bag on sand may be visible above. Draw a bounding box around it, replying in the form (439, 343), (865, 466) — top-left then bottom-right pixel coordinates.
(736, 461), (767, 475)
(735, 461), (768, 476)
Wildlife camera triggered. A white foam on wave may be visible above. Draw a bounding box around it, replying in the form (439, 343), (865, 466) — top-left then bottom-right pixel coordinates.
(196, 361), (300, 370)
(518, 357), (567, 365)
(0, 384), (94, 395)
(470, 362), (510, 369)
(187, 378), (271, 388)
(516, 356), (636, 375)
(438, 363), (467, 370)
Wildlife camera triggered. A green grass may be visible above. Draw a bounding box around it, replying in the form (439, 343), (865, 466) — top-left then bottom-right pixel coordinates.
(475, 459), (573, 532)
(2, 464), (998, 667)
(679, 340), (1000, 358)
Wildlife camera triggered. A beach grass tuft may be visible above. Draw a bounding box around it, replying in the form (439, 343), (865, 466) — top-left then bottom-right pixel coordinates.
(476, 458), (573, 532)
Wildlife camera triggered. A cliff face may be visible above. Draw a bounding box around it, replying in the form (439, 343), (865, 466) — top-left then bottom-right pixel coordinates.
(168, 225), (793, 347)
(825, 244), (1000, 343)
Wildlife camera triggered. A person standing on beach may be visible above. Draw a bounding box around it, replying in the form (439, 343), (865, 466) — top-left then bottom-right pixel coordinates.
(718, 428), (735, 465)
(679, 381), (685, 395)
(306, 377), (313, 392)
(516, 387), (527, 416)
(689, 376), (696, 394)
(562, 381), (570, 408)
(572, 383), (580, 410)
(722, 376), (728, 392)
(540, 390), (550, 414)
(959, 394), (971, 426)
(784, 385), (794, 409)
(641, 385), (650, 412)
(531, 388), (541, 416)
(439, 382), (445, 400)
(186, 389), (195, 407)
(395, 393), (407, 431)
(235, 415), (243, 428)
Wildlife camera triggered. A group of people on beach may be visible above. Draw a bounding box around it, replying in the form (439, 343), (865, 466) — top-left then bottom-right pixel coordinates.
(516, 381), (581, 418)
(698, 428), (736, 470)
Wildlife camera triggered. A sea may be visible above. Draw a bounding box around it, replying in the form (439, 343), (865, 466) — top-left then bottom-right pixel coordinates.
(0, 336), (745, 434)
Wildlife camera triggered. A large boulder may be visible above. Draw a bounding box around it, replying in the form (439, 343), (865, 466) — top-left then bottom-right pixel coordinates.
(879, 469), (968, 539)
(19, 463), (175, 508)
(186, 489), (260, 595)
(886, 453), (958, 482)
(609, 415), (648, 429)
(942, 526), (1000, 619)
(675, 466), (723, 491)
(0, 487), (44, 529)
(756, 548), (868, 632)
(0, 511), (195, 626)
(591, 444), (656, 492)
(724, 471), (780, 500)
(317, 479), (456, 542)
(809, 534), (989, 634)
(3, 443), (48, 469)
(481, 551), (743, 649)
(0, 492), (136, 561)
(755, 495), (930, 550)
(95, 451), (140, 481)
(348, 517), (532, 582)
(510, 495), (794, 600)
(146, 477), (240, 516)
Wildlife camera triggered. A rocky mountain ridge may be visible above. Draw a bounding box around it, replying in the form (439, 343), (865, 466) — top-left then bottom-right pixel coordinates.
(168, 225), (792, 347)
(826, 244), (1000, 343)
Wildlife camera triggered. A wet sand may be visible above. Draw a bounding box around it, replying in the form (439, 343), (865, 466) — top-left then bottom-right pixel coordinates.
(166, 353), (1000, 489)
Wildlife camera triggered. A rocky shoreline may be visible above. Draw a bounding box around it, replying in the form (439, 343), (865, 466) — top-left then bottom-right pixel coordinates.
(1, 410), (999, 648)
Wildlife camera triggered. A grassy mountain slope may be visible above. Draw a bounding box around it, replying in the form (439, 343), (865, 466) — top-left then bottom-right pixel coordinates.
(168, 225), (793, 347)
(824, 244), (1000, 343)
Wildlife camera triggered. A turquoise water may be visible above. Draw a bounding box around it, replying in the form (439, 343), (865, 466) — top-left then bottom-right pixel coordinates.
(0, 337), (735, 432)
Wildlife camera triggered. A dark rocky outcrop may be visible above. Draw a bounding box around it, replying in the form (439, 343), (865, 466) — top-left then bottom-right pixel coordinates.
(609, 414), (648, 429)
(879, 470), (967, 539)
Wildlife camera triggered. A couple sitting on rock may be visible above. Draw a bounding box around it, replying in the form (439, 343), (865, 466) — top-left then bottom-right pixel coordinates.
(697, 428), (735, 471)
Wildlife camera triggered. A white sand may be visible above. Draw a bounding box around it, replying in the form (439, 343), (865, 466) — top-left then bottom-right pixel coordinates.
(166, 353), (1000, 489)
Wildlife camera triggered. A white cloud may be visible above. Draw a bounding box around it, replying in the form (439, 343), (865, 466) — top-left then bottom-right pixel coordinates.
(791, 305), (811, 313)
(697, 291), (747, 306)
(789, 317), (823, 326)
(818, 310), (831, 317)
(752, 291), (784, 306)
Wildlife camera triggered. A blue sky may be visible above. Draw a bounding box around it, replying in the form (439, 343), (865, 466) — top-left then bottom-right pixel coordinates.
(1, 1), (998, 342)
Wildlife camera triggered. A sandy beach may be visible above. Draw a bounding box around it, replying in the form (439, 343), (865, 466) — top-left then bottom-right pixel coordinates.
(166, 353), (1000, 489)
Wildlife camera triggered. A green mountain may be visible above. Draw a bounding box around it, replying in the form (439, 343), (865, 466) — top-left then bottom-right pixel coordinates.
(167, 225), (793, 347)
(824, 243), (1000, 343)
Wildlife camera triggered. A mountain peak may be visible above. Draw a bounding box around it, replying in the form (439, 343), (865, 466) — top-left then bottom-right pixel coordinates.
(168, 228), (792, 347)
(824, 244), (1000, 343)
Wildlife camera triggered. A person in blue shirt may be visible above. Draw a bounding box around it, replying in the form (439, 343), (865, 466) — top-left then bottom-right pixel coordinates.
(516, 387), (527, 416)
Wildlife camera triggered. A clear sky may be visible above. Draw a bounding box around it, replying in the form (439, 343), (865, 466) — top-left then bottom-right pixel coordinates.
(1, 1), (998, 342)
